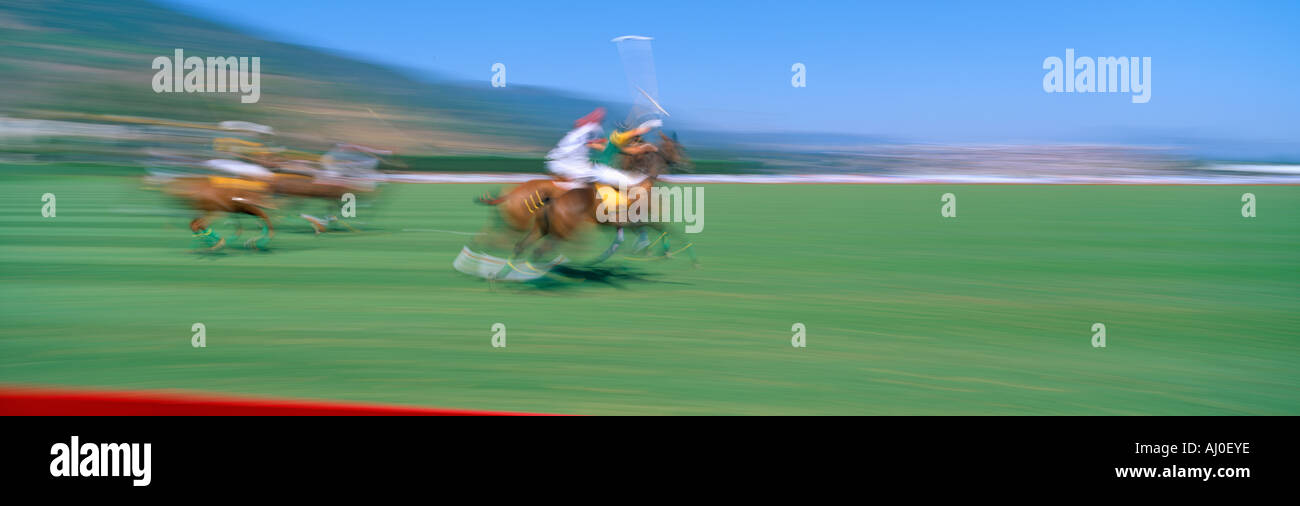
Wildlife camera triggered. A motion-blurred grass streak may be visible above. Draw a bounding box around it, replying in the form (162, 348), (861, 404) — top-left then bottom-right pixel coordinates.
(0, 174), (1296, 414)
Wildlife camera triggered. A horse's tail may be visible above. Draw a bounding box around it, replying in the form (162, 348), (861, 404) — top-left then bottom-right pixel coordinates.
(476, 189), (506, 205)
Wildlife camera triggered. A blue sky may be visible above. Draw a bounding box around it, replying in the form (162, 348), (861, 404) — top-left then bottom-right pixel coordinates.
(162, 0), (1299, 149)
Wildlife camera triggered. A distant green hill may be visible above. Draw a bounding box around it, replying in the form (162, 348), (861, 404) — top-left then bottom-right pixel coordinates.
(0, 0), (618, 155)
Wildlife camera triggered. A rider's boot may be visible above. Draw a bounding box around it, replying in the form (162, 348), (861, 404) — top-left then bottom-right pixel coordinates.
(245, 223), (272, 250)
(193, 227), (224, 250)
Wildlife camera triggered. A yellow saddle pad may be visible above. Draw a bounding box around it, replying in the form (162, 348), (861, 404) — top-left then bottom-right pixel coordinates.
(594, 184), (629, 208)
(208, 176), (268, 192)
(214, 137), (268, 153)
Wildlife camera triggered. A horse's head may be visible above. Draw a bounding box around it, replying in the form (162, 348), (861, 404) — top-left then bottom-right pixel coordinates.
(622, 132), (692, 178)
(655, 132), (692, 173)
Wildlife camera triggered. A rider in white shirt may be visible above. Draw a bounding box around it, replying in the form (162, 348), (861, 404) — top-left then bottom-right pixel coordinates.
(545, 107), (648, 188)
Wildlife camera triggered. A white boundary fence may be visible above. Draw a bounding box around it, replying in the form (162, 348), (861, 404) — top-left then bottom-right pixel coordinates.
(384, 169), (1300, 185)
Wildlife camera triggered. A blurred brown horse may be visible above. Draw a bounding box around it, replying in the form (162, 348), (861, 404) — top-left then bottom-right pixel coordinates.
(477, 133), (688, 232)
(162, 176), (276, 251)
(243, 146), (383, 233)
(267, 173), (372, 233)
(503, 132), (696, 269)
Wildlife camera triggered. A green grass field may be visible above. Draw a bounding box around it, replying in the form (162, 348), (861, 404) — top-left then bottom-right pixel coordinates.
(1, 173), (1297, 414)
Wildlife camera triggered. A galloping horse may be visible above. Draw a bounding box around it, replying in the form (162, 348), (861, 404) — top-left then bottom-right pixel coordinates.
(161, 176), (276, 251)
(267, 173), (373, 233)
(474, 134), (688, 235)
(500, 132), (698, 272)
(221, 142), (384, 233)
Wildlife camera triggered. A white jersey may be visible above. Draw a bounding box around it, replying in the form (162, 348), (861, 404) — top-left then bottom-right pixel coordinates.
(546, 123), (603, 163)
(203, 158), (274, 178)
(544, 122), (644, 187)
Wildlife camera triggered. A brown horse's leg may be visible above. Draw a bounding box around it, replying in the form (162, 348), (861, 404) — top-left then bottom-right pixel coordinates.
(192, 213), (226, 251)
(660, 227), (700, 267)
(494, 220), (542, 280)
(300, 210), (329, 234)
(529, 236), (561, 265)
(589, 227), (625, 264)
(245, 207), (274, 250)
(629, 225), (661, 255)
(627, 221), (699, 267)
(514, 201), (550, 256)
(322, 196), (361, 232)
(512, 228), (539, 258)
(306, 216), (328, 234)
